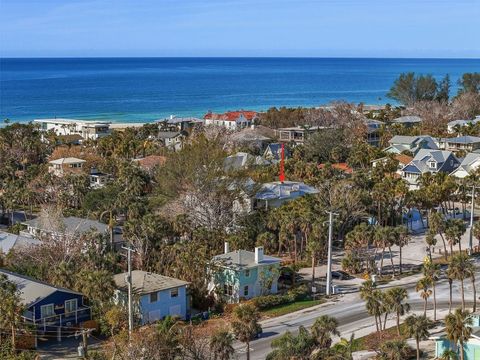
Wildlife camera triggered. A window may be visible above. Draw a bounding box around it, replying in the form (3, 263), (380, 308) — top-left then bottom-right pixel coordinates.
(150, 292), (158, 303)
(65, 299), (78, 314)
(223, 284), (233, 296)
(245, 269), (250, 277)
(428, 161), (436, 169)
(40, 304), (55, 319)
(170, 288), (179, 298)
(243, 285), (249, 297)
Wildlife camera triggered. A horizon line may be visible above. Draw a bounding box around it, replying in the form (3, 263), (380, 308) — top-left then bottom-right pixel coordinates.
(1, 55), (480, 60)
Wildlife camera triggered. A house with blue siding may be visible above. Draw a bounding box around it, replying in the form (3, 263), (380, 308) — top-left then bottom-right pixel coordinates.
(432, 312), (480, 359)
(401, 149), (460, 190)
(209, 244), (282, 303)
(0, 269), (91, 338)
(113, 270), (190, 325)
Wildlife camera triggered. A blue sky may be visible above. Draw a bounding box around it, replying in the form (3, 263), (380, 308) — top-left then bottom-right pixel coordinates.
(0, 0), (479, 57)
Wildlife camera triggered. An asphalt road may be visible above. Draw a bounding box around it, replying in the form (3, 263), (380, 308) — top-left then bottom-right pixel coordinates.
(235, 271), (477, 360)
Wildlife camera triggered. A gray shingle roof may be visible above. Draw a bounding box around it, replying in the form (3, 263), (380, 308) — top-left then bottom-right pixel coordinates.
(0, 269), (83, 307)
(406, 149), (459, 174)
(113, 270), (189, 295)
(392, 115), (422, 124)
(0, 231), (40, 254)
(255, 181), (319, 201)
(22, 216), (108, 235)
(213, 250), (281, 270)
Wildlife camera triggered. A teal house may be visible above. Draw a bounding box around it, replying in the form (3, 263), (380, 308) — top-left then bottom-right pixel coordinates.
(209, 243), (282, 303)
(432, 312), (480, 360)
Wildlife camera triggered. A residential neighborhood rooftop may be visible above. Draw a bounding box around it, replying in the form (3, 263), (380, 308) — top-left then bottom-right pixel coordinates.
(48, 157), (86, 165)
(0, 269), (83, 307)
(213, 249), (281, 269)
(113, 270), (189, 295)
(22, 216), (108, 235)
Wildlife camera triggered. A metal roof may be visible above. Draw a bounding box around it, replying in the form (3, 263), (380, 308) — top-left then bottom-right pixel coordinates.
(49, 157), (86, 165)
(0, 269), (83, 307)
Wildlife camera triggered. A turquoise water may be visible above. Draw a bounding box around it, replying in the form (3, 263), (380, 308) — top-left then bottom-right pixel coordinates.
(1, 57), (479, 123)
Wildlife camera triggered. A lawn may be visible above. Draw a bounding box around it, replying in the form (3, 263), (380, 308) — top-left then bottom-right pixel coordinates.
(261, 299), (325, 318)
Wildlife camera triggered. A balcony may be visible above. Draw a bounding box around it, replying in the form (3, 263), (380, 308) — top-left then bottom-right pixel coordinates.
(25, 307), (91, 332)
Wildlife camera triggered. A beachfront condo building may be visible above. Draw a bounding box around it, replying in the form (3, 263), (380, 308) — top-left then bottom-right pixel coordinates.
(34, 118), (111, 141)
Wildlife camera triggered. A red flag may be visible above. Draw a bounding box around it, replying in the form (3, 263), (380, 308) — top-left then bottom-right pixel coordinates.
(279, 143), (285, 183)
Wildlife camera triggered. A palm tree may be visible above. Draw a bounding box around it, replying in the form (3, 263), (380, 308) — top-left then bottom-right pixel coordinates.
(404, 314), (432, 360)
(376, 339), (410, 360)
(445, 308), (473, 360)
(449, 253), (469, 310)
(429, 211), (448, 259)
(311, 315), (340, 349)
(210, 329), (234, 360)
(231, 304), (262, 360)
(466, 260), (477, 312)
(423, 261), (440, 321)
(360, 280), (381, 332)
(395, 226), (410, 274)
(416, 277), (433, 316)
(385, 287), (410, 335)
(440, 349), (459, 360)
(267, 326), (316, 360)
(445, 219), (467, 254)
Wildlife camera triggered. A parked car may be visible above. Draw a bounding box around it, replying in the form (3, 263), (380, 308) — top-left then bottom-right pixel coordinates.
(331, 270), (354, 280)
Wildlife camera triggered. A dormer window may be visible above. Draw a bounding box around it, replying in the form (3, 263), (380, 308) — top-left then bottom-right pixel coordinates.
(428, 161), (437, 169)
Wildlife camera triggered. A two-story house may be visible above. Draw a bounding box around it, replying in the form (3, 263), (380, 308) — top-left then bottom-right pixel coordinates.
(450, 152), (480, 179)
(48, 157), (86, 177)
(275, 126), (328, 144)
(113, 270), (190, 324)
(209, 244), (282, 303)
(438, 136), (480, 153)
(401, 149), (460, 189)
(384, 135), (438, 156)
(34, 118), (111, 141)
(204, 110), (258, 130)
(0, 269), (91, 341)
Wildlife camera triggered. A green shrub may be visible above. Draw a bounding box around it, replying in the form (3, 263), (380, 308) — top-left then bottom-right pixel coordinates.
(250, 285), (309, 310)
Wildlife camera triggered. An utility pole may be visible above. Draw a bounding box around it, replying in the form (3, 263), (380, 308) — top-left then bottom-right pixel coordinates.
(325, 211), (338, 296)
(76, 328), (94, 358)
(470, 185), (476, 251)
(122, 244), (136, 338)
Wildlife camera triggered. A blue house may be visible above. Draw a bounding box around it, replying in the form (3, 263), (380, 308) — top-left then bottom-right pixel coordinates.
(0, 269), (91, 337)
(401, 149), (460, 190)
(432, 312), (480, 359)
(209, 244), (282, 303)
(113, 270), (190, 325)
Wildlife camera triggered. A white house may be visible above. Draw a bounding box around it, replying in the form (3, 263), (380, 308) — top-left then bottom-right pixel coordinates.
(447, 116), (480, 133)
(204, 111), (258, 130)
(48, 157), (86, 177)
(34, 118), (111, 141)
(450, 152), (480, 179)
(255, 181), (319, 209)
(384, 135), (438, 155)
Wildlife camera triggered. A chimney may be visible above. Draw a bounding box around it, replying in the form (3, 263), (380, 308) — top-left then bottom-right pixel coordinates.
(224, 242), (229, 254)
(255, 247), (264, 264)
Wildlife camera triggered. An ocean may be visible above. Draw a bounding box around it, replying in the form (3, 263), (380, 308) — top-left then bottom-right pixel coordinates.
(1, 57), (479, 123)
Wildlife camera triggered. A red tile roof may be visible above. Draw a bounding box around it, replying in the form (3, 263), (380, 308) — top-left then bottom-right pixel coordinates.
(204, 110), (258, 122)
(318, 163), (353, 174)
(133, 155), (167, 171)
